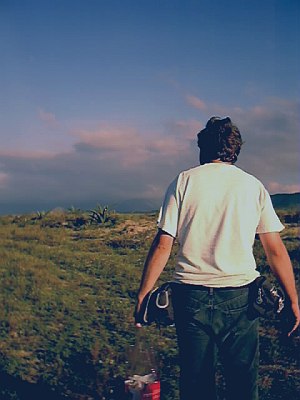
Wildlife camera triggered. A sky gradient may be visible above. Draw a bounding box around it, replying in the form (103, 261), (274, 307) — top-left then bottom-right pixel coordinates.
(1, 0), (299, 214)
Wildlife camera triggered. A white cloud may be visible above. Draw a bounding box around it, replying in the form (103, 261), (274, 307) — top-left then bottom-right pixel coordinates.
(71, 121), (199, 167)
(169, 119), (203, 139)
(0, 172), (9, 188)
(38, 108), (59, 127)
(197, 98), (300, 191)
(0, 119), (200, 213)
(267, 182), (300, 194)
(0, 150), (56, 159)
(0, 97), (298, 214)
(186, 95), (207, 111)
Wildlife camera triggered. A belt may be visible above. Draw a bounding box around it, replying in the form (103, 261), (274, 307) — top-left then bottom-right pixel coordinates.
(174, 282), (253, 292)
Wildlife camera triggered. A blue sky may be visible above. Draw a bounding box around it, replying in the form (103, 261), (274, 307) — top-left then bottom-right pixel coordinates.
(0, 0), (299, 214)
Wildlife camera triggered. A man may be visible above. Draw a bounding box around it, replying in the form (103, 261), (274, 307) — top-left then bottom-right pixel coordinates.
(135, 117), (300, 400)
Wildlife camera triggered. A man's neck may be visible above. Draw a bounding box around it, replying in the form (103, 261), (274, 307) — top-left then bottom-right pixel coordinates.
(211, 159), (233, 165)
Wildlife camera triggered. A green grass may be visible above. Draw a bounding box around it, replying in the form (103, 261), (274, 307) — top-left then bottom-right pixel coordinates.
(0, 209), (299, 399)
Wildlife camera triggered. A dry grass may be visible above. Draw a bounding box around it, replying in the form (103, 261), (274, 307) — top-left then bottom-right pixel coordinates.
(0, 209), (298, 399)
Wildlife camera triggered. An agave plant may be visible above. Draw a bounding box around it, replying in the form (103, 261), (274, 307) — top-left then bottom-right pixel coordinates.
(36, 210), (47, 220)
(68, 205), (82, 214)
(89, 205), (109, 224)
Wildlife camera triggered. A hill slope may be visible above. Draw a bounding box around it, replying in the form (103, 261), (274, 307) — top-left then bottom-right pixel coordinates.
(271, 192), (300, 211)
(112, 193), (300, 213)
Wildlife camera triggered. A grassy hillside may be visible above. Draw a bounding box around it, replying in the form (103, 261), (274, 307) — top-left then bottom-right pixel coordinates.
(271, 193), (300, 212)
(0, 208), (299, 399)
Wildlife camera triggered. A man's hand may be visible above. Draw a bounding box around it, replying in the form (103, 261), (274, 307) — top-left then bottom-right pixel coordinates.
(287, 302), (300, 337)
(259, 232), (299, 337)
(134, 298), (144, 328)
(134, 230), (174, 328)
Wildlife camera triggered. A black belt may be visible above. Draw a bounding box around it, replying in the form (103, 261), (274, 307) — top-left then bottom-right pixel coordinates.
(173, 282), (253, 291)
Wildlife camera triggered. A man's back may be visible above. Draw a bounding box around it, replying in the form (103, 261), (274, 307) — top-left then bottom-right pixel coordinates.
(159, 163), (283, 286)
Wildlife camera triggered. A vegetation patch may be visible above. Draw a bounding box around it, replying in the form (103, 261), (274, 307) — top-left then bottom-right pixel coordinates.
(0, 207), (299, 399)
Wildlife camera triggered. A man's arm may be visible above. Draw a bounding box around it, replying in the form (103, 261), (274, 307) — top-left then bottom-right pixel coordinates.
(135, 229), (174, 326)
(259, 232), (300, 336)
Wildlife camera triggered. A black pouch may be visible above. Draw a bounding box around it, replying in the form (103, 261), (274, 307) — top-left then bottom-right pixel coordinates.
(137, 282), (174, 327)
(248, 276), (285, 319)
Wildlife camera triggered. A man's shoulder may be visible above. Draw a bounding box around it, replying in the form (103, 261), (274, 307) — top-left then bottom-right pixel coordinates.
(179, 164), (260, 179)
(173, 165), (204, 187)
(176, 164), (265, 189)
(178, 165), (205, 177)
(234, 166), (264, 186)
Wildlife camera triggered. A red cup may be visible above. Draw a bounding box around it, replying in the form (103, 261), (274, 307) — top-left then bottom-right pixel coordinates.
(142, 381), (160, 400)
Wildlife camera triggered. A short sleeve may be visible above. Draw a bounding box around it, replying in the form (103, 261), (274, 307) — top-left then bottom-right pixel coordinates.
(157, 176), (180, 238)
(256, 187), (285, 234)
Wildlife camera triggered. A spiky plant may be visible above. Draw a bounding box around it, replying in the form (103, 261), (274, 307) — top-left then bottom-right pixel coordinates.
(68, 205), (82, 214)
(89, 205), (109, 224)
(36, 210), (47, 220)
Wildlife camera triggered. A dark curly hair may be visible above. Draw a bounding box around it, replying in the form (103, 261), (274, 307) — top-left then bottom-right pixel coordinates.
(197, 116), (243, 165)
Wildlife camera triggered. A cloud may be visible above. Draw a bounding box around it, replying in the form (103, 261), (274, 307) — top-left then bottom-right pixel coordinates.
(186, 95), (207, 110)
(0, 120), (200, 213)
(38, 108), (59, 127)
(0, 97), (298, 214)
(170, 119), (203, 139)
(73, 125), (142, 151)
(0, 172), (9, 188)
(0, 150), (56, 159)
(184, 95), (299, 194)
(267, 182), (300, 194)
(72, 122), (199, 167)
(197, 98), (300, 193)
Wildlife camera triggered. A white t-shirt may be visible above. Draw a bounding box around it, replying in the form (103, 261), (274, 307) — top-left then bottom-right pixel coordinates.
(157, 163), (284, 287)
